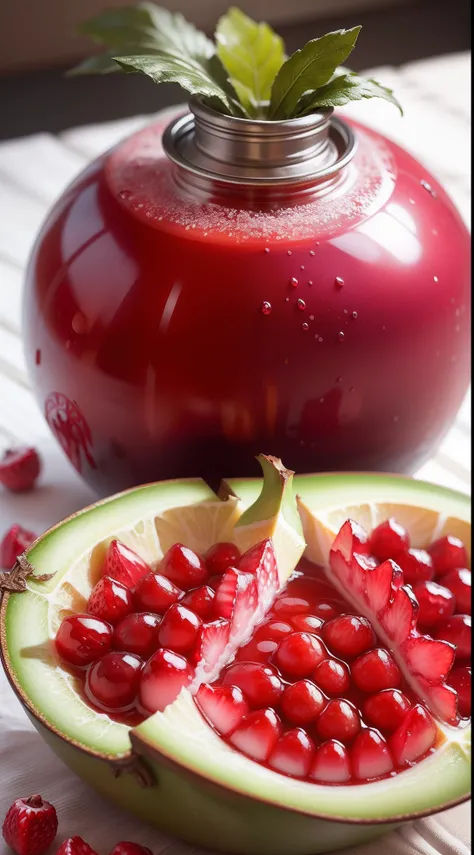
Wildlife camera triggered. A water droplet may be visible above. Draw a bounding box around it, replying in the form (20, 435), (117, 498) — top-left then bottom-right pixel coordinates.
(290, 277), (299, 287)
(285, 297), (290, 302)
(338, 331), (345, 342)
(308, 280), (313, 286)
(35, 349), (41, 366)
(72, 312), (88, 335)
(421, 180), (437, 198)
(260, 301), (272, 315)
(119, 189), (131, 200)
(335, 276), (344, 288)
(409, 198), (415, 205)
(318, 336), (324, 342)
(264, 247), (270, 253)
(287, 251), (292, 256)
(343, 309), (348, 314)
(300, 265), (305, 271)
(296, 299), (306, 311)
(336, 376), (343, 383)
(433, 276), (439, 283)
(309, 250), (315, 257)
(349, 386), (355, 393)
(351, 311), (358, 319)
(302, 322), (309, 331)
(309, 314), (314, 321)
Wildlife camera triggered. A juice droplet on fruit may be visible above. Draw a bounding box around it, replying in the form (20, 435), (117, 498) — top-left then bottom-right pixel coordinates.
(264, 247), (270, 253)
(309, 315), (314, 321)
(72, 312), (88, 335)
(300, 265), (305, 271)
(350, 386), (355, 392)
(285, 297), (290, 302)
(433, 276), (439, 283)
(296, 299), (306, 311)
(35, 349), (41, 366)
(309, 250), (315, 257)
(335, 276), (344, 288)
(290, 277), (299, 287)
(119, 189), (132, 200)
(260, 301), (272, 315)
(337, 376), (343, 383)
(287, 251), (292, 256)
(338, 331), (345, 342)
(308, 280), (313, 286)
(302, 322), (309, 331)
(421, 179), (437, 198)
(352, 311), (358, 319)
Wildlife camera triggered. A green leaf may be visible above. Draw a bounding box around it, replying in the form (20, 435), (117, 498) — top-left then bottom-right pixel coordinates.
(215, 7), (285, 116)
(269, 27), (361, 119)
(296, 68), (403, 115)
(113, 53), (238, 115)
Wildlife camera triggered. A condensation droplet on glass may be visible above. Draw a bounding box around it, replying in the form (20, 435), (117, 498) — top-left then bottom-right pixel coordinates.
(296, 298), (306, 311)
(290, 277), (299, 287)
(260, 301), (272, 315)
(35, 349), (41, 366)
(338, 331), (345, 342)
(302, 322), (309, 331)
(421, 179), (437, 198)
(433, 276), (439, 283)
(352, 311), (358, 319)
(72, 312), (88, 335)
(335, 276), (344, 288)
(309, 250), (315, 257)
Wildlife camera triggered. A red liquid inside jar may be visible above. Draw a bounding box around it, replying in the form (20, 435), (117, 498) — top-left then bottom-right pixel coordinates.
(24, 104), (470, 494)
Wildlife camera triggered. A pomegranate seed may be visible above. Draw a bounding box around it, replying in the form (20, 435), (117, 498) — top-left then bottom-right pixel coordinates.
(134, 572), (182, 614)
(207, 575), (222, 591)
(158, 603), (201, 653)
(229, 708), (282, 761)
(213, 568), (258, 644)
(428, 535), (468, 575)
(88, 576), (132, 624)
(113, 613), (162, 658)
(316, 699), (361, 744)
(0, 446), (41, 492)
(56, 838), (97, 855)
(103, 540), (150, 588)
(272, 597), (311, 617)
(160, 543), (208, 589)
(370, 519), (409, 561)
(255, 620), (293, 641)
(435, 614), (471, 659)
(85, 652), (142, 711)
(110, 845), (152, 855)
(351, 729), (394, 780)
(110, 844), (152, 855)
(322, 614), (375, 659)
(313, 658), (350, 696)
(280, 679), (325, 725)
(413, 581), (455, 629)
(439, 568), (471, 615)
(390, 704), (437, 766)
(364, 689), (412, 732)
(2, 794), (58, 855)
(274, 632), (327, 677)
(268, 728), (315, 777)
(447, 666), (471, 717)
(181, 585), (215, 619)
(395, 548), (434, 584)
(290, 615), (324, 633)
(139, 648), (194, 713)
(311, 602), (341, 621)
(196, 683), (249, 735)
(352, 648), (401, 693)
(221, 661), (283, 708)
(56, 614), (113, 666)
(205, 542), (241, 575)
(310, 740), (351, 783)
(238, 539), (279, 610)
(235, 637), (278, 663)
(1, 524), (37, 570)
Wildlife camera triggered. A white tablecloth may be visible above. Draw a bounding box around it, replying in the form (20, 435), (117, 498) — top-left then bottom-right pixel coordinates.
(0, 53), (471, 855)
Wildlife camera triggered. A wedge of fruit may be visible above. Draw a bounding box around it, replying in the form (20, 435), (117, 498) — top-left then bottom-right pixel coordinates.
(0, 467), (470, 855)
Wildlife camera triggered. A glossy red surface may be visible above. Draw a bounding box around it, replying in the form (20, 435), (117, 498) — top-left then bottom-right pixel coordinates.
(24, 112), (470, 494)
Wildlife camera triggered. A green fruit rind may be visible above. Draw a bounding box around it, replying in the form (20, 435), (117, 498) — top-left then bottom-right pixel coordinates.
(133, 689), (471, 821)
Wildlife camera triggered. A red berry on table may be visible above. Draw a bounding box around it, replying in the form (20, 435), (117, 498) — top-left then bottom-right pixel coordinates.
(413, 580), (456, 629)
(1, 524), (37, 570)
(428, 535), (468, 576)
(56, 614), (113, 666)
(205, 542), (241, 575)
(395, 548), (434, 584)
(439, 568), (471, 615)
(160, 543), (208, 589)
(56, 838), (98, 855)
(370, 519), (409, 561)
(109, 844), (153, 855)
(0, 447), (41, 492)
(2, 794), (58, 855)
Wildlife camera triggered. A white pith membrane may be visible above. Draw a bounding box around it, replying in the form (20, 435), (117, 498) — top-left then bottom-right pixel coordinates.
(2, 474), (471, 821)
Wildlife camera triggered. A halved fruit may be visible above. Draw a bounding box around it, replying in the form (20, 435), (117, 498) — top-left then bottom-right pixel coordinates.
(0, 468), (470, 855)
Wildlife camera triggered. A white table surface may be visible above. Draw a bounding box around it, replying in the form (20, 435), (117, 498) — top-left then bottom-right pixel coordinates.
(0, 53), (471, 855)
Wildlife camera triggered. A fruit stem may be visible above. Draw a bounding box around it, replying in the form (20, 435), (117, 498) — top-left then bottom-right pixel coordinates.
(26, 795), (43, 808)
